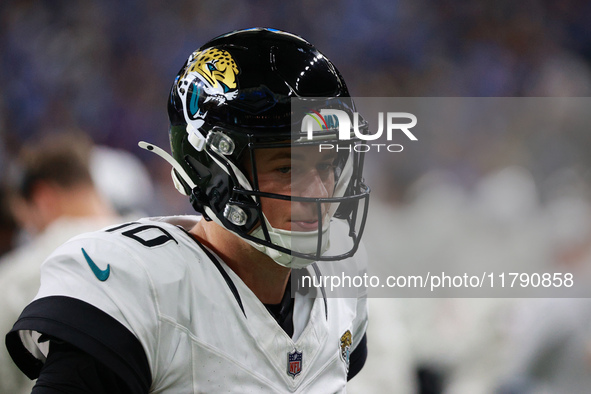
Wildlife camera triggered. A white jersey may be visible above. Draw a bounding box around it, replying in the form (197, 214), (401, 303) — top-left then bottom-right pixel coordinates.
(6, 216), (368, 393)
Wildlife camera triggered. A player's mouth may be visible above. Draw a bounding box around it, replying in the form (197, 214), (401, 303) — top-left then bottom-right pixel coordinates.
(291, 219), (321, 232)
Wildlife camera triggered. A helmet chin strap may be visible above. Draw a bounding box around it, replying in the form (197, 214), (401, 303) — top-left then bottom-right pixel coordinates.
(203, 204), (331, 269)
(246, 216), (331, 269)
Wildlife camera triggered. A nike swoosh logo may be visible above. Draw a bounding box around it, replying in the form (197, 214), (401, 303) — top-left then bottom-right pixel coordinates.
(81, 248), (110, 281)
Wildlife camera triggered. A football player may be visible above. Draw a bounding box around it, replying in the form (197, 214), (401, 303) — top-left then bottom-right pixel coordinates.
(6, 28), (370, 393)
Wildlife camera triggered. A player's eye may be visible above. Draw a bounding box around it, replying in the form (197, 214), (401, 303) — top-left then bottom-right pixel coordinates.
(276, 166), (291, 174)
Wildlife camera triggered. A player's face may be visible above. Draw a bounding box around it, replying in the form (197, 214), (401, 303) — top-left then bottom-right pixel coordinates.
(249, 146), (337, 232)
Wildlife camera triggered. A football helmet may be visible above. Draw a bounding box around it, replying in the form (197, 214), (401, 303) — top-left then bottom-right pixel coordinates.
(140, 28), (370, 268)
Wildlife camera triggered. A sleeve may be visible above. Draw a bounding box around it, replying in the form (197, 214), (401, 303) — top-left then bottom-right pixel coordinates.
(4, 233), (158, 394)
(31, 339), (129, 393)
(5, 296), (151, 394)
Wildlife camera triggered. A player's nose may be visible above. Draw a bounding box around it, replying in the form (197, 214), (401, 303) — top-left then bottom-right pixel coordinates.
(299, 170), (330, 199)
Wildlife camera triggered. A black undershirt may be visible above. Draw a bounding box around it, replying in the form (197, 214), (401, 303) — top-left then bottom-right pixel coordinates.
(264, 277), (295, 337)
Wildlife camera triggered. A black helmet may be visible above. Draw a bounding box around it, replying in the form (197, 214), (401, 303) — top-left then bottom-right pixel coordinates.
(141, 28), (370, 268)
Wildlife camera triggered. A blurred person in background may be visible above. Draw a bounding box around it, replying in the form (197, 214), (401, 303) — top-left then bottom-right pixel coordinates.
(0, 184), (18, 259)
(8, 131), (117, 238)
(0, 130), (126, 394)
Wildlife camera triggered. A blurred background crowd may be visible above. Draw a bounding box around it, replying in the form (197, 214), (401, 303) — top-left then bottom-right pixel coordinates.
(1, 0), (591, 393)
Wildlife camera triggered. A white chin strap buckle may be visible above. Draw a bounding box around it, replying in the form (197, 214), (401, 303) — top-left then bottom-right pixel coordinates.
(187, 123), (206, 151)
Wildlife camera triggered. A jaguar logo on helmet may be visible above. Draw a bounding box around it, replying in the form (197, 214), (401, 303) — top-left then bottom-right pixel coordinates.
(177, 48), (240, 129)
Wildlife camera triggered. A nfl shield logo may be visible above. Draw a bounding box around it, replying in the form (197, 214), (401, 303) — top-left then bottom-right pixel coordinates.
(287, 349), (303, 378)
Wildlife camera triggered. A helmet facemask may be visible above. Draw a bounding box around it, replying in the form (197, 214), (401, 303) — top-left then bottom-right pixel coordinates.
(190, 125), (369, 269)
